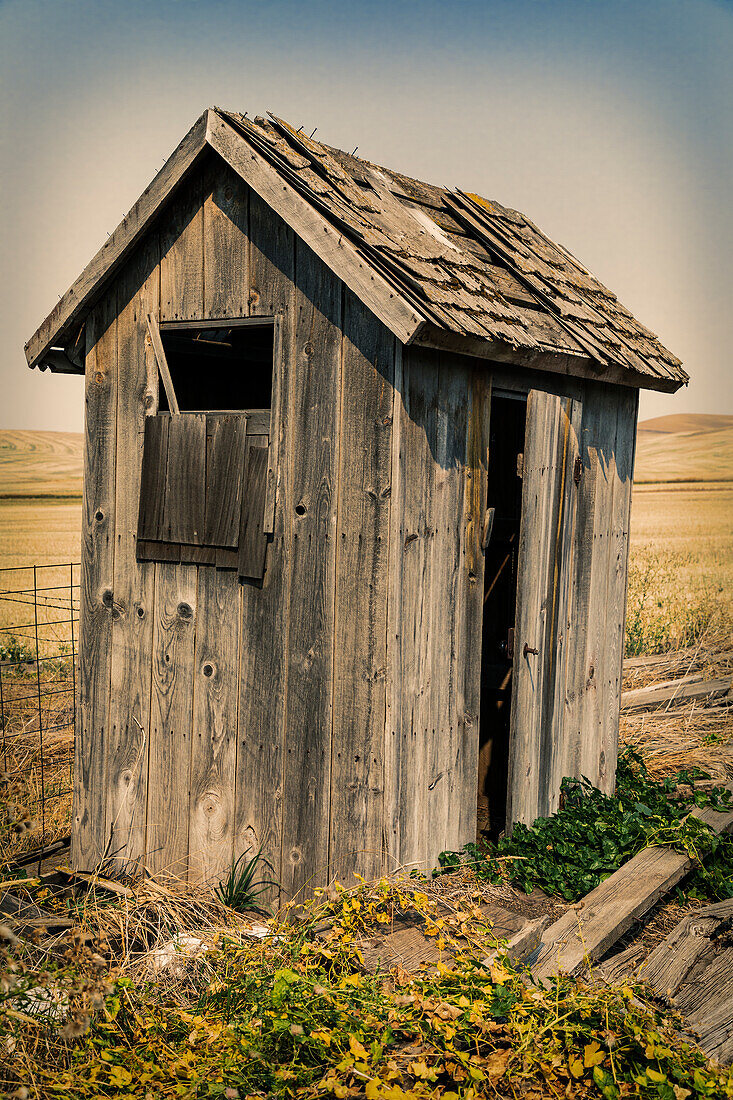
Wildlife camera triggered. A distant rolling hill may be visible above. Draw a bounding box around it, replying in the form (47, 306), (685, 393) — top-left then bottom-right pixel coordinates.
(634, 413), (733, 484)
(0, 411), (730, 498)
(0, 430), (83, 498)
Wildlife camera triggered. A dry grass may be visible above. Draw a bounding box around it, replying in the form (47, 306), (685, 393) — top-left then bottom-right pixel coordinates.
(0, 429), (83, 499)
(0, 661), (75, 868)
(626, 483), (733, 655)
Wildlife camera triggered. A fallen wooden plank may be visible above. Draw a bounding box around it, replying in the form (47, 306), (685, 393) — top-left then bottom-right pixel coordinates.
(621, 674), (731, 712)
(356, 902), (527, 973)
(623, 648), (733, 672)
(637, 899), (733, 1065)
(532, 793), (733, 981)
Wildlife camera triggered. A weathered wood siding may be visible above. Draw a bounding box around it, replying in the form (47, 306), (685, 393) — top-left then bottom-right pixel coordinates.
(506, 382), (637, 830)
(75, 154), (401, 895)
(386, 347), (490, 874)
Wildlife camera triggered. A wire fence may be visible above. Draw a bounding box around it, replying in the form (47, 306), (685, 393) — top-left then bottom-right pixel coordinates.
(0, 562), (79, 870)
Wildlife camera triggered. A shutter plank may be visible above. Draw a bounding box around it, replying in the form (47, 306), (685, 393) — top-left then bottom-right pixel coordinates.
(205, 415), (248, 547)
(164, 414), (206, 544)
(137, 415), (168, 540)
(238, 440), (269, 580)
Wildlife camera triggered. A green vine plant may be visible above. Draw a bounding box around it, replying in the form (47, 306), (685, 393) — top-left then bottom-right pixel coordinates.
(434, 749), (732, 903)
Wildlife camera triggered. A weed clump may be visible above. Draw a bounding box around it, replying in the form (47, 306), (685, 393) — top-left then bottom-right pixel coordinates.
(435, 749), (732, 903)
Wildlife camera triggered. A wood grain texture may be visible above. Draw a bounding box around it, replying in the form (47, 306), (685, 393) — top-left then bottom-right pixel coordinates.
(163, 414), (206, 544)
(455, 359), (491, 848)
(238, 440), (269, 580)
(146, 564), (197, 878)
(160, 167), (205, 323)
(188, 565), (240, 884)
(105, 238), (159, 872)
(73, 289), (117, 870)
(329, 292), (395, 885)
(264, 312), (285, 535)
(234, 207), (294, 901)
(204, 415), (248, 547)
(137, 416), (168, 540)
(203, 160), (249, 319)
(279, 241), (341, 900)
(532, 795), (733, 980)
(507, 391), (579, 828)
(622, 675), (731, 711)
(386, 347), (484, 874)
(637, 898), (733, 1064)
(507, 381), (635, 832)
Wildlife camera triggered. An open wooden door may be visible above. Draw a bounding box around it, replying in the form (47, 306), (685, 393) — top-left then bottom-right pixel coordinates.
(506, 384), (637, 832)
(506, 389), (583, 829)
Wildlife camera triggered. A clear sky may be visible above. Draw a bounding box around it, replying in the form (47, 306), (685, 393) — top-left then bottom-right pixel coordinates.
(1, 0), (731, 430)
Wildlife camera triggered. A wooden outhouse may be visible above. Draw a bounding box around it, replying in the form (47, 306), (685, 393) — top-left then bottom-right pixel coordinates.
(26, 108), (686, 897)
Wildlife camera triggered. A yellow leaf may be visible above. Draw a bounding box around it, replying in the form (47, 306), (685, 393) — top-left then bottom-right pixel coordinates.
(108, 1067), (133, 1087)
(647, 1069), (667, 1084)
(457, 995), (470, 1008)
(569, 1058), (584, 1078)
(312, 1029), (332, 1047)
(583, 1041), (604, 1068)
(409, 1060), (435, 1080)
(485, 1049), (511, 1078)
(349, 1035), (370, 1061)
(365, 1084), (381, 1100)
(341, 973), (361, 987)
(490, 964), (511, 984)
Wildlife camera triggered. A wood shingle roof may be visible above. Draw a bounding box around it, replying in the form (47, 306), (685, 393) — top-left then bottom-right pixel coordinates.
(222, 110), (685, 388)
(26, 107), (686, 391)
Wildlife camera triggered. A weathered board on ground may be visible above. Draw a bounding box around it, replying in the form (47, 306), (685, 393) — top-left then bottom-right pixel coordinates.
(637, 898), (733, 1065)
(621, 674), (731, 711)
(352, 902), (535, 973)
(532, 792), (733, 980)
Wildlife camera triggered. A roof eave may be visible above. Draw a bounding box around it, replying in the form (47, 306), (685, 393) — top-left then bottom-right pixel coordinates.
(414, 324), (686, 394)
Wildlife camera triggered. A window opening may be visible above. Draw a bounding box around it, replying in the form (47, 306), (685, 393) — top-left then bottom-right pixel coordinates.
(157, 320), (274, 412)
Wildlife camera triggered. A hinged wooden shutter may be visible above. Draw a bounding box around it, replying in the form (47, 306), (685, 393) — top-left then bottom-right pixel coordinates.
(506, 390), (582, 830)
(136, 412), (269, 578)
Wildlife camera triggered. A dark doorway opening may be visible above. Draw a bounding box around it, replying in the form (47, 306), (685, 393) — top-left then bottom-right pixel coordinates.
(477, 393), (527, 841)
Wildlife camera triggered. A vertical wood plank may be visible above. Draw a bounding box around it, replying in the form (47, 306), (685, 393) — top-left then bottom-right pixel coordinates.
(329, 293), (394, 885)
(264, 311), (285, 535)
(137, 416), (168, 541)
(248, 189), (295, 316)
(238, 441), (269, 580)
(385, 347), (483, 875)
(147, 162), (206, 878)
(279, 241), (341, 900)
(506, 391), (564, 829)
(203, 161), (248, 319)
(160, 169), (205, 322)
(146, 564), (197, 877)
(234, 203), (294, 902)
(73, 291), (117, 869)
(105, 238), (160, 870)
(384, 344), (404, 872)
(188, 564), (239, 884)
(456, 363), (491, 846)
(204, 415), (248, 547)
(163, 414), (206, 543)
